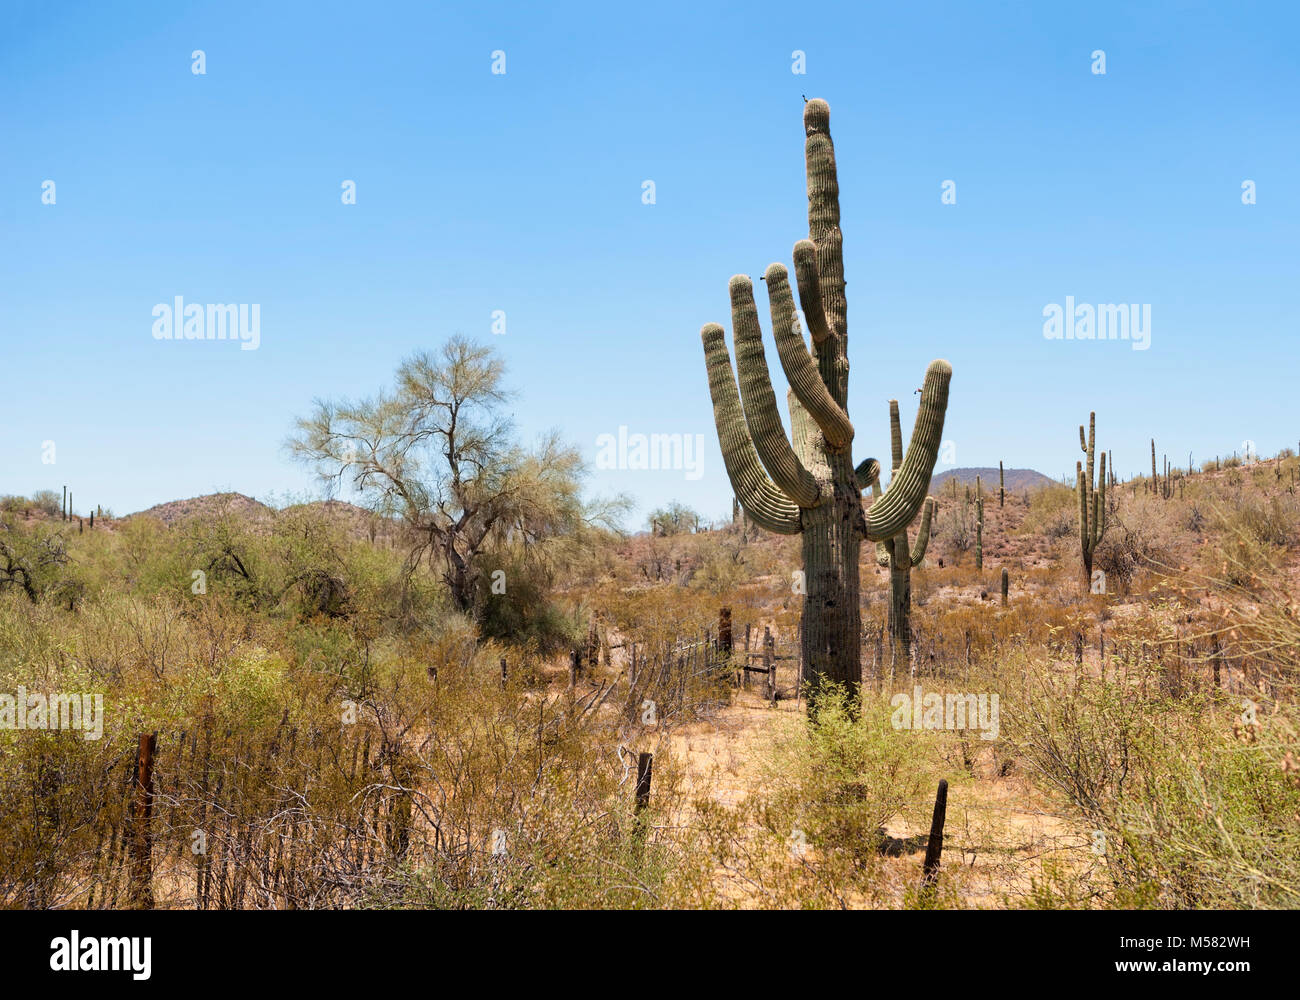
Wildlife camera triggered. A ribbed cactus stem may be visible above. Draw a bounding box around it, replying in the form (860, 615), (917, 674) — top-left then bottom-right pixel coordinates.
(975, 492), (984, 571)
(889, 400), (903, 475)
(863, 362), (951, 540)
(1000, 566), (1008, 606)
(702, 323), (802, 534)
(860, 455), (935, 660)
(764, 263), (853, 451)
(999, 461), (1005, 507)
(911, 497), (935, 566)
(697, 100), (952, 700)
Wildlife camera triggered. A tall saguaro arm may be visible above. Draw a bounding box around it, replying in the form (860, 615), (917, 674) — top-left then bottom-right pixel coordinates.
(701, 324), (802, 534)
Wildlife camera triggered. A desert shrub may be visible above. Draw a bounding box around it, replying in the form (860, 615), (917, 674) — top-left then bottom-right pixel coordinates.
(181, 513), (267, 608)
(0, 519), (71, 603)
(1019, 483), (1075, 540)
(1003, 655), (1300, 908)
(647, 501), (700, 536)
(29, 490), (62, 517)
(1092, 494), (1182, 594)
(695, 684), (938, 907)
(1205, 495), (1298, 588)
(1225, 494), (1298, 548)
(473, 547), (583, 654)
(933, 497), (974, 563)
(687, 532), (749, 594)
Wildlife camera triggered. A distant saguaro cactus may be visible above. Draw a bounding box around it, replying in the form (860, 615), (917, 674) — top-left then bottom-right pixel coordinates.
(974, 477), (984, 571)
(1079, 413), (1108, 590)
(1000, 566), (1009, 606)
(861, 405), (937, 661)
(699, 99), (952, 699)
(999, 461), (1005, 508)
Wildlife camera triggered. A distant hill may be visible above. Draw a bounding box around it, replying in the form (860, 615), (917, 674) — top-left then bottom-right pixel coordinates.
(125, 493), (403, 541)
(928, 467), (1057, 494)
(129, 492), (274, 526)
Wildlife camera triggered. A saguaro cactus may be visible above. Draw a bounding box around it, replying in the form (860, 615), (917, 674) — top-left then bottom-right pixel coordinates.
(974, 477), (984, 570)
(699, 99), (952, 698)
(861, 402), (937, 660)
(999, 461), (1005, 508)
(1078, 412), (1107, 590)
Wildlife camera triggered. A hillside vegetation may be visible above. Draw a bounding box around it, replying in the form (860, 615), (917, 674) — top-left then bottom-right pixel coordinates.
(2, 448), (1298, 909)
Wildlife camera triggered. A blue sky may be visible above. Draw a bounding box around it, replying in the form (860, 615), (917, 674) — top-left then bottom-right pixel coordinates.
(2, 1), (1297, 526)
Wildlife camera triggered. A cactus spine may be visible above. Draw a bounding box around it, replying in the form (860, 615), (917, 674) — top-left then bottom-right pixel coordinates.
(862, 400), (937, 661)
(699, 99), (952, 699)
(1078, 412), (1108, 590)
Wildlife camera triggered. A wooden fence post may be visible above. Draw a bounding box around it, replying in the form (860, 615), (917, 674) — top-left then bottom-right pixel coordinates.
(796, 615), (803, 703)
(633, 751), (653, 842)
(764, 626), (775, 703)
(743, 623), (752, 689)
(635, 752), (653, 809)
(130, 732), (157, 909)
(920, 778), (948, 898)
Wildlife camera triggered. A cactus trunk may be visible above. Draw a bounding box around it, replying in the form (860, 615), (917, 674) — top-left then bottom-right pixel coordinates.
(801, 456), (865, 689)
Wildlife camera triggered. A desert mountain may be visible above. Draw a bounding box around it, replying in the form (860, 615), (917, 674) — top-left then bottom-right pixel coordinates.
(929, 467), (1056, 494)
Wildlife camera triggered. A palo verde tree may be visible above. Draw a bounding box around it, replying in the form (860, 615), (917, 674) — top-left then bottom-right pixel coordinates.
(290, 337), (621, 620)
(648, 501), (701, 536)
(698, 99), (952, 699)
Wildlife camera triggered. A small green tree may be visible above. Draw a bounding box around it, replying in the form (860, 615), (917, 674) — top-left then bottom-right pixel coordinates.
(290, 337), (623, 619)
(0, 519), (69, 602)
(647, 501), (700, 536)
